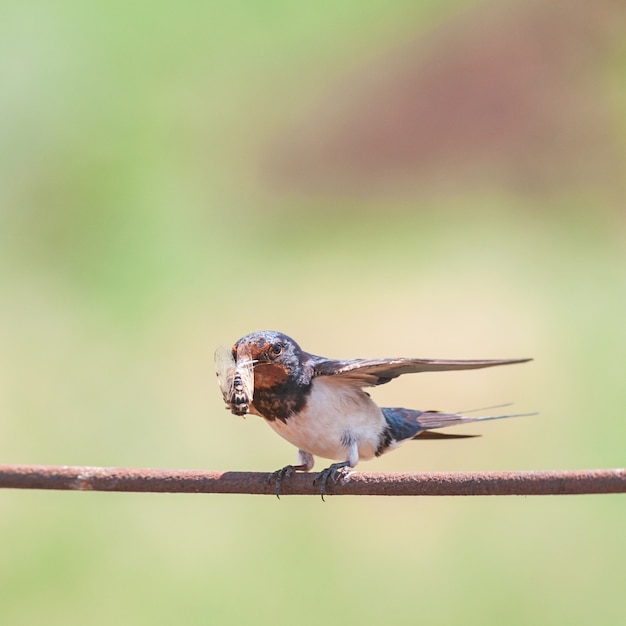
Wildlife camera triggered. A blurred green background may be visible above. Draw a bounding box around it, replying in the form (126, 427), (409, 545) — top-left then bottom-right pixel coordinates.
(1, 0), (625, 624)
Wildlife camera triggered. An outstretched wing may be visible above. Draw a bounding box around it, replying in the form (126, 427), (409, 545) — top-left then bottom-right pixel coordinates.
(313, 356), (531, 387)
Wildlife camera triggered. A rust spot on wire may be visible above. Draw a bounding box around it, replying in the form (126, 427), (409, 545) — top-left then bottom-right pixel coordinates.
(0, 465), (624, 496)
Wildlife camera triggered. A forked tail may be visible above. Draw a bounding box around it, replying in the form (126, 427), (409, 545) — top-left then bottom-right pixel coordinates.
(380, 406), (535, 443)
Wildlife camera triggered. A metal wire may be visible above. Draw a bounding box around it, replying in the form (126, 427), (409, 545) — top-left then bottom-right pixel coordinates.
(0, 464), (624, 496)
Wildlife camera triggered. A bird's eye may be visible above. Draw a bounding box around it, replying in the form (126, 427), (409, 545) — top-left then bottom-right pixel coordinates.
(270, 342), (284, 356)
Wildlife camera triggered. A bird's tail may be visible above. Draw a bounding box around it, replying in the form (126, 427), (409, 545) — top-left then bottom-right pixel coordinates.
(381, 406), (535, 442)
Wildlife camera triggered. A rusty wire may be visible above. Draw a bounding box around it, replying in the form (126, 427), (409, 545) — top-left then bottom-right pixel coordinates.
(0, 464), (624, 496)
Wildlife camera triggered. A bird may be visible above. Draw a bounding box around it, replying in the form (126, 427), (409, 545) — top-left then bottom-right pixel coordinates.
(215, 330), (532, 498)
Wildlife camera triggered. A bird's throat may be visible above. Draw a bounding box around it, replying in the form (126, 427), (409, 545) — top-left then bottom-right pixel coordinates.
(252, 374), (311, 423)
(254, 363), (290, 388)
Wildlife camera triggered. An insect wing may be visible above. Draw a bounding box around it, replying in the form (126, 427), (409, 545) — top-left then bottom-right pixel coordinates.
(214, 345), (237, 403)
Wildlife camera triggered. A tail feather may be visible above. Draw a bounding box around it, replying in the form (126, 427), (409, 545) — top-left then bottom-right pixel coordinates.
(414, 430), (479, 440)
(381, 407), (535, 443)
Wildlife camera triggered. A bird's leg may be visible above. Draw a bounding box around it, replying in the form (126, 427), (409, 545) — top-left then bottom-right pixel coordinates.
(313, 438), (358, 501)
(269, 450), (314, 498)
(313, 461), (354, 501)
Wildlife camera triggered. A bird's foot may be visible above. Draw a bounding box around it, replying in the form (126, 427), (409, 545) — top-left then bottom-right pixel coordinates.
(313, 462), (353, 501)
(269, 464), (308, 499)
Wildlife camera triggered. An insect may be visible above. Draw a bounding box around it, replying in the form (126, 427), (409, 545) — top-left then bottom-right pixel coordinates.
(214, 344), (255, 417)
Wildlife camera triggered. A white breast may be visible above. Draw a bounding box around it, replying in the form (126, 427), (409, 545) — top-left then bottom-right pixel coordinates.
(266, 377), (386, 465)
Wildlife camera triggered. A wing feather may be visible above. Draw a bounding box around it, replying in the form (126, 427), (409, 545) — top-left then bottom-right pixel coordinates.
(313, 356), (531, 387)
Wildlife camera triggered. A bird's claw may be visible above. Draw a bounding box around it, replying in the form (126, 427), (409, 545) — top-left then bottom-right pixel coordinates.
(313, 463), (353, 501)
(269, 465), (303, 499)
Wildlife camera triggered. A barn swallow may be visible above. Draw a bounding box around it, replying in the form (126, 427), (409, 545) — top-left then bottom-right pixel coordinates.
(215, 330), (532, 498)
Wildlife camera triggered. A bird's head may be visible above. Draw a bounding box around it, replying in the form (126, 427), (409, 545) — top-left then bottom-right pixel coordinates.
(233, 330), (306, 388)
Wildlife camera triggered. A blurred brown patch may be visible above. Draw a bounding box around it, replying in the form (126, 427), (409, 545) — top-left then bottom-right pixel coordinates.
(265, 0), (625, 196)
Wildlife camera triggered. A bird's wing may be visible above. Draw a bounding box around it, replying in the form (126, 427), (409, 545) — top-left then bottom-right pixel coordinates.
(313, 357), (531, 387)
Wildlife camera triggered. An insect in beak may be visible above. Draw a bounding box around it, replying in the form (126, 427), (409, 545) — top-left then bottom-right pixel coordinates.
(214, 346), (256, 417)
